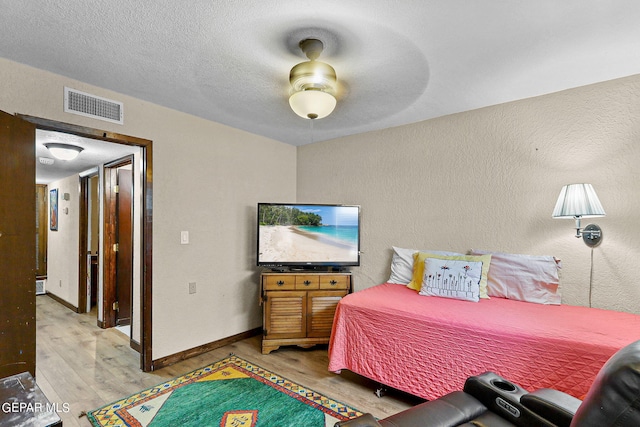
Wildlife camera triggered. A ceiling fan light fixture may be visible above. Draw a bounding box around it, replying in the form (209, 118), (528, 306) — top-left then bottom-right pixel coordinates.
(44, 143), (84, 161)
(289, 89), (337, 120)
(288, 38), (338, 120)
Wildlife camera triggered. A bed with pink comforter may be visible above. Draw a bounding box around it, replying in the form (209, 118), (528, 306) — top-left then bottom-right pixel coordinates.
(328, 283), (640, 400)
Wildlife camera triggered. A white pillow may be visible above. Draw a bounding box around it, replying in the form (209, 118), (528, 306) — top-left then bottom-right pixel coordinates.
(388, 246), (462, 284)
(419, 258), (483, 302)
(470, 250), (562, 305)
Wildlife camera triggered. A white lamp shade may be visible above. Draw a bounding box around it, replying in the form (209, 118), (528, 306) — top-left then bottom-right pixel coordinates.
(45, 143), (83, 161)
(552, 183), (606, 218)
(289, 90), (336, 120)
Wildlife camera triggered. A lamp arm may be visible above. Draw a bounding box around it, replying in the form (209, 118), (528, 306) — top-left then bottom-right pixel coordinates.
(573, 216), (582, 238)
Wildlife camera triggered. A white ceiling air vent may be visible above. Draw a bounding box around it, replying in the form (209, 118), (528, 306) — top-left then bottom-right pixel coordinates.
(39, 157), (54, 165)
(64, 87), (124, 125)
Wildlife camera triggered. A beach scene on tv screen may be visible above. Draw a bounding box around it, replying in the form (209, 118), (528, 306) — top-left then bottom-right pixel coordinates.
(259, 205), (359, 263)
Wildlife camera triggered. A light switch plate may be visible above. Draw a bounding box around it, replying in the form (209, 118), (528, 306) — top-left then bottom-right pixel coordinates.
(180, 231), (189, 244)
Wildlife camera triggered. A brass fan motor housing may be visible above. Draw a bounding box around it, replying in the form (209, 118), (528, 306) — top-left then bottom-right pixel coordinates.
(289, 60), (337, 93)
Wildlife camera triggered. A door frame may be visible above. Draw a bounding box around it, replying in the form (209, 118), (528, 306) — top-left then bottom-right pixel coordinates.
(19, 114), (154, 372)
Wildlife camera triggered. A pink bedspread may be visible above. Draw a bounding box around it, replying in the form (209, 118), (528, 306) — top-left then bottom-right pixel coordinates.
(328, 283), (640, 400)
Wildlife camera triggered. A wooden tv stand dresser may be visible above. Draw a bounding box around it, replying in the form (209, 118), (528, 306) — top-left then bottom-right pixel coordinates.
(260, 270), (351, 354)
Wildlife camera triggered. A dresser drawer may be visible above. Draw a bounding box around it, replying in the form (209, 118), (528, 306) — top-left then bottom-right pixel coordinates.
(295, 275), (320, 290)
(264, 275), (295, 290)
(320, 275), (349, 290)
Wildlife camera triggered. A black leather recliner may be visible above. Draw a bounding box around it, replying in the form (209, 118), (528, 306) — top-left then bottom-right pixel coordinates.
(335, 339), (640, 427)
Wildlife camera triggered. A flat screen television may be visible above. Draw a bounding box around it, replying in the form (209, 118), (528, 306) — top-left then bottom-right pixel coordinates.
(257, 203), (360, 269)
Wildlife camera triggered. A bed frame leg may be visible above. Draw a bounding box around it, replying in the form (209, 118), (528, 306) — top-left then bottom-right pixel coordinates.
(375, 384), (388, 398)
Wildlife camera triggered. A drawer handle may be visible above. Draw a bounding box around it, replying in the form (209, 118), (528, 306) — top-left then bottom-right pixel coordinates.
(277, 280), (285, 286)
(330, 280), (338, 285)
(303, 280), (311, 286)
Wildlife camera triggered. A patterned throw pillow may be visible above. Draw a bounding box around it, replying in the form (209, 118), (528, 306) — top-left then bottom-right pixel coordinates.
(419, 258), (483, 302)
(408, 252), (491, 299)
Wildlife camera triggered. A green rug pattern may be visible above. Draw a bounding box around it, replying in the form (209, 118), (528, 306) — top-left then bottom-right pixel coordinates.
(87, 355), (363, 426)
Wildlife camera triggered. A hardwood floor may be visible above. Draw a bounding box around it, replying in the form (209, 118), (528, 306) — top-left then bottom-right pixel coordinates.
(35, 294), (420, 426)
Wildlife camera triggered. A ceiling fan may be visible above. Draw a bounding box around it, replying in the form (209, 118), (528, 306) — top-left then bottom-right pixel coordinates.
(288, 38), (338, 120)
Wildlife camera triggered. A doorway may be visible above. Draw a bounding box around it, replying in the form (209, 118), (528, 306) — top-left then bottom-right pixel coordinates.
(23, 114), (154, 372)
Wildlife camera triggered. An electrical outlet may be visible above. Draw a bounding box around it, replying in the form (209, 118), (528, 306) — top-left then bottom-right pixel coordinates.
(189, 282), (196, 294)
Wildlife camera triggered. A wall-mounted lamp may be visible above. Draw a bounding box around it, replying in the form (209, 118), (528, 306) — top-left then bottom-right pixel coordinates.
(44, 143), (84, 161)
(552, 183), (606, 247)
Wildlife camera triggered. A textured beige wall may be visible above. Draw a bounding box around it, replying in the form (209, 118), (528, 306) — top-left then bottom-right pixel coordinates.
(47, 174), (80, 305)
(297, 74), (640, 315)
(0, 58), (297, 360)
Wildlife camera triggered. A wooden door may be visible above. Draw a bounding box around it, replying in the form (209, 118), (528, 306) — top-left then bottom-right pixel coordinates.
(103, 158), (133, 328)
(264, 291), (306, 338)
(0, 110), (36, 378)
(116, 166), (133, 326)
(306, 290), (346, 338)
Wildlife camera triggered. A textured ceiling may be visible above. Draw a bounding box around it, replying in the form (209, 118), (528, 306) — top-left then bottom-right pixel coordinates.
(2, 0), (640, 149)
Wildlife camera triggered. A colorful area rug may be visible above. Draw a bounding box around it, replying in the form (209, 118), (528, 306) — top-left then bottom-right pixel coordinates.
(87, 354), (363, 426)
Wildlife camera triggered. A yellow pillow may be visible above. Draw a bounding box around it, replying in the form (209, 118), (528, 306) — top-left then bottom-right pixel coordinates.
(407, 252), (492, 299)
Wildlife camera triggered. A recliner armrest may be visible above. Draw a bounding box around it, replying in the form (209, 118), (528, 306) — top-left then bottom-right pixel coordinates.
(338, 391), (490, 427)
(520, 389), (582, 427)
(464, 372), (558, 427)
(334, 413), (382, 427)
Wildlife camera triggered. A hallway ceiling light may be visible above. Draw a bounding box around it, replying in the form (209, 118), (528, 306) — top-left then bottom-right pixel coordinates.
(44, 143), (84, 161)
(288, 39), (337, 120)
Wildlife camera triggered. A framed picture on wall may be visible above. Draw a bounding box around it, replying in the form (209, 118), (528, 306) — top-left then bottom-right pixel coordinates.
(50, 188), (58, 231)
